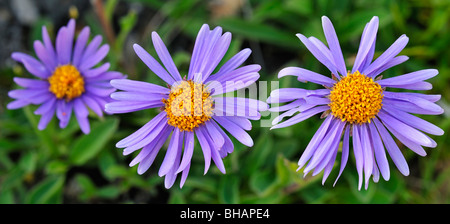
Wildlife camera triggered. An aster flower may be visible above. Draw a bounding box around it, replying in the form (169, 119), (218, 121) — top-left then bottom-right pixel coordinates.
(106, 24), (267, 188)
(8, 19), (124, 134)
(268, 16), (444, 190)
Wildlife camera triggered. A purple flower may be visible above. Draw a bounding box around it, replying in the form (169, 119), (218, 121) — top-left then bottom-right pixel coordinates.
(8, 19), (124, 134)
(106, 24), (267, 188)
(268, 16), (444, 190)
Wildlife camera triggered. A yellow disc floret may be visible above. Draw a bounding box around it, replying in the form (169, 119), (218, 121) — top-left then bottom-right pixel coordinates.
(162, 80), (213, 132)
(329, 71), (383, 124)
(48, 64), (85, 101)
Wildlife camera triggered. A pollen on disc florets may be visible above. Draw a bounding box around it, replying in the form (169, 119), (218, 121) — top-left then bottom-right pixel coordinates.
(48, 64), (85, 101)
(162, 80), (213, 132)
(328, 71), (383, 124)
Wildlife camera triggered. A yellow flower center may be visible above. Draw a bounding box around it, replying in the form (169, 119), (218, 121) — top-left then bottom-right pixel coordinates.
(162, 80), (213, 132)
(48, 65), (85, 101)
(329, 71), (383, 124)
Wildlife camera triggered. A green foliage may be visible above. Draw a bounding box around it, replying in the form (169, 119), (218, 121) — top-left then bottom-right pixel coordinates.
(0, 0), (449, 204)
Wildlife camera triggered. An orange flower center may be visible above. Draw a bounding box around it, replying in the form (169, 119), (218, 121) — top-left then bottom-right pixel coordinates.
(329, 71), (383, 124)
(48, 65), (85, 101)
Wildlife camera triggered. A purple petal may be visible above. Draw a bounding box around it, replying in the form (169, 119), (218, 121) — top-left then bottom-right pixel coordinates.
(367, 55), (408, 78)
(11, 52), (51, 78)
(123, 121), (170, 154)
(151, 32), (182, 81)
(7, 100), (30, 110)
(322, 16), (347, 76)
(38, 106), (56, 130)
(378, 110), (435, 148)
(206, 48), (251, 82)
(201, 32), (232, 82)
(41, 26), (57, 68)
(298, 115), (333, 169)
(360, 124), (374, 189)
(79, 35), (102, 66)
(117, 112), (168, 149)
(179, 162), (191, 188)
(377, 69), (438, 86)
(271, 105), (329, 130)
(13, 77), (49, 89)
(188, 24), (210, 80)
(133, 43), (176, 85)
(82, 63), (110, 78)
(110, 92), (166, 102)
(383, 105), (443, 136)
(72, 27), (91, 67)
(362, 34), (409, 75)
(382, 98), (442, 115)
(33, 40), (56, 72)
(73, 98), (90, 134)
(81, 94), (104, 117)
(176, 131), (195, 174)
(189, 26), (222, 79)
(134, 126), (172, 174)
(159, 128), (181, 176)
(352, 16), (379, 73)
(105, 100), (164, 114)
(34, 97), (57, 115)
(333, 125), (350, 186)
(213, 116), (254, 147)
(195, 126), (212, 174)
(56, 19), (75, 65)
(79, 44), (110, 71)
(56, 100), (73, 129)
(278, 67), (335, 87)
(204, 120), (225, 149)
(296, 33), (338, 76)
(381, 81), (432, 90)
(352, 125), (364, 190)
(367, 122), (390, 181)
(268, 99), (304, 112)
(383, 91), (443, 115)
(303, 119), (345, 175)
(109, 79), (169, 94)
(373, 117), (410, 176)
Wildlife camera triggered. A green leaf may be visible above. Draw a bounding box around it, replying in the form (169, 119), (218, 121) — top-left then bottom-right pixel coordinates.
(26, 175), (64, 204)
(219, 175), (240, 204)
(69, 118), (119, 165)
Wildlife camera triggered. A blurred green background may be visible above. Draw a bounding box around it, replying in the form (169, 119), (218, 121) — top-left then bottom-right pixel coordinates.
(0, 0), (449, 204)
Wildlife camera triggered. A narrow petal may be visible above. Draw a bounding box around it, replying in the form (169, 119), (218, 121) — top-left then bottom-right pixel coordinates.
(377, 69), (439, 86)
(296, 33), (338, 76)
(133, 43), (176, 85)
(352, 16), (379, 73)
(368, 122), (390, 181)
(367, 55), (409, 78)
(117, 112), (168, 149)
(213, 116), (254, 147)
(207, 48), (251, 82)
(195, 126), (211, 174)
(11, 52), (50, 78)
(362, 34), (409, 75)
(322, 16), (347, 76)
(159, 128), (181, 176)
(298, 115), (333, 169)
(205, 120), (225, 149)
(271, 105), (329, 129)
(110, 79), (170, 94)
(188, 24), (210, 80)
(152, 32), (182, 81)
(373, 117), (410, 176)
(334, 125), (350, 186)
(352, 125), (364, 190)
(134, 126), (172, 174)
(176, 131), (195, 174)
(79, 44), (110, 71)
(278, 67), (335, 87)
(13, 77), (49, 89)
(72, 27), (91, 67)
(383, 105), (443, 136)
